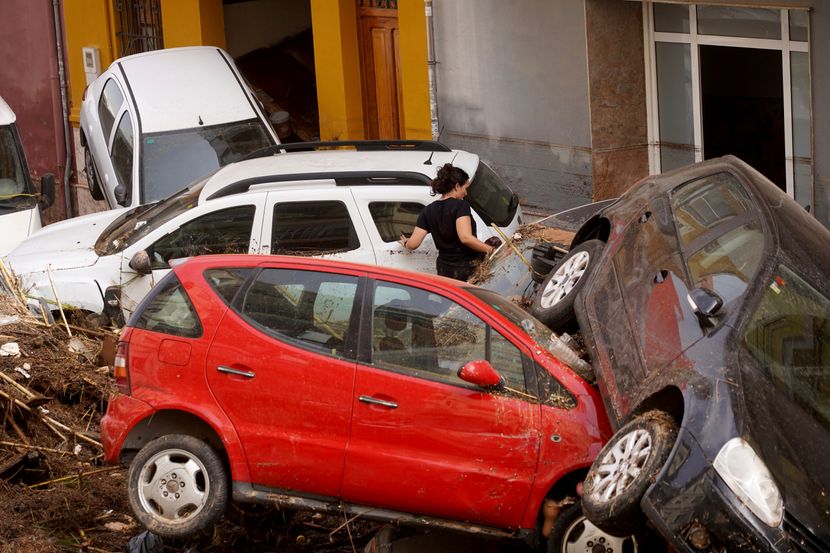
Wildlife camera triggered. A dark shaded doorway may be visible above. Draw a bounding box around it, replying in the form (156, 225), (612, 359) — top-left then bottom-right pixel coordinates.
(700, 45), (785, 190)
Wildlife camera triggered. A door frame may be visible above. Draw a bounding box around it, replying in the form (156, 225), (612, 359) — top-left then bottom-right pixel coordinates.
(642, 2), (812, 204)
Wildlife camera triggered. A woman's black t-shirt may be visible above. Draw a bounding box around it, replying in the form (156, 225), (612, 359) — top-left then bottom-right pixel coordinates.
(415, 198), (481, 263)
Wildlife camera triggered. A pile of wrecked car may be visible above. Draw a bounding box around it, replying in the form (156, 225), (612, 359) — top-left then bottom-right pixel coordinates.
(2, 43), (828, 553)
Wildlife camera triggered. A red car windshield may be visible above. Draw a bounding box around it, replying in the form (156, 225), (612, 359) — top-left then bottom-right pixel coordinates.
(464, 286), (558, 354)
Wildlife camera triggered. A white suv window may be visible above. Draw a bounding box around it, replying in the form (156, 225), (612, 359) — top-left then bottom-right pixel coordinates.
(368, 201), (423, 243)
(271, 201), (359, 254)
(149, 205), (255, 268)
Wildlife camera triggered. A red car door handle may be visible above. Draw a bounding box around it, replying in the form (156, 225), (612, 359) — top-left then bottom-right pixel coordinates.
(217, 365), (256, 379)
(359, 395), (398, 409)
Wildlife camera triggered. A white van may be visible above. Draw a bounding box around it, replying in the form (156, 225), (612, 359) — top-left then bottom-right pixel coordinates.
(80, 46), (279, 209)
(0, 96), (54, 256)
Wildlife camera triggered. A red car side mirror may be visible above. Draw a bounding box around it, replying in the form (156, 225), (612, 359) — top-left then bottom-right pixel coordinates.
(458, 360), (503, 388)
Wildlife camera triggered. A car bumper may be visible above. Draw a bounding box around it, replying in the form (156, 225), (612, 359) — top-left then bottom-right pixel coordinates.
(100, 393), (154, 465)
(642, 427), (792, 552)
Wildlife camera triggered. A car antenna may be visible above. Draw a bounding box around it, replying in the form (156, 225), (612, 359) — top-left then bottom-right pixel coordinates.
(198, 115), (204, 126)
(424, 125), (446, 165)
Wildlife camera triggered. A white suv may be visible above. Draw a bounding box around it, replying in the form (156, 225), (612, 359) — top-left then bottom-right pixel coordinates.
(6, 141), (523, 323)
(80, 46), (279, 209)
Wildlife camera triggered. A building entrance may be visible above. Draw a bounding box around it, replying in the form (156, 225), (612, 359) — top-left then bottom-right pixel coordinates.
(700, 45), (785, 189)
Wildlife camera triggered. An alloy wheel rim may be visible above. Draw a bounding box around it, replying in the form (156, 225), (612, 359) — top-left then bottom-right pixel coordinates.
(539, 251), (590, 309)
(137, 448), (209, 524)
(560, 514), (637, 553)
(590, 429), (652, 503)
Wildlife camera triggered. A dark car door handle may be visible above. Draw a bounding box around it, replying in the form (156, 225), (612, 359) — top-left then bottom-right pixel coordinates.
(217, 365), (256, 379)
(359, 395), (398, 409)
(654, 269), (669, 283)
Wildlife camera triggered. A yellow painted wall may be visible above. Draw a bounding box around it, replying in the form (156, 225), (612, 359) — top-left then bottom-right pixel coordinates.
(311, 0), (430, 141)
(63, 0), (118, 123)
(161, 0), (226, 49)
(397, 0), (431, 139)
(310, 0), (364, 140)
(63, 0), (225, 124)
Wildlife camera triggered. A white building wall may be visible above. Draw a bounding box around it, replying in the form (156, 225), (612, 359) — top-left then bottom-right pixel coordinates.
(432, 0), (593, 212)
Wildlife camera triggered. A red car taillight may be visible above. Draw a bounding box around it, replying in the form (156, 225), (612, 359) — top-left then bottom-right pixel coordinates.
(114, 341), (131, 395)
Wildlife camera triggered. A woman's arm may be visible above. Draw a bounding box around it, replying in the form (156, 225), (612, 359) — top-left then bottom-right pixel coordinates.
(456, 216), (495, 255)
(400, 226), (429, 250)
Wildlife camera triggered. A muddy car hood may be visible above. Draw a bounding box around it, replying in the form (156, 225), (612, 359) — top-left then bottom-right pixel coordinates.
(739, 365), (830, 543)
(5, 209), (127, 272)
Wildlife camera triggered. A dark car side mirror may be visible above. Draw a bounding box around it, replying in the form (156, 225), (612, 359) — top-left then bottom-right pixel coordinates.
(39, 173), (55, 209)
(129, 250), (152, 275)
(458, 360), (503, 389)
(688, 287), (724, 321)
(114, 184), (129, 207)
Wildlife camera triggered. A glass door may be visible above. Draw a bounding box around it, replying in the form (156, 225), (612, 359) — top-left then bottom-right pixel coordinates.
(644, 2), (813, 211)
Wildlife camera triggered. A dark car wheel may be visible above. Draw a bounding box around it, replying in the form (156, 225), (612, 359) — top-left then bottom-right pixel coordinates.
(127, 434), (228, 539)
(548, 500), (639, 553)
(531, 239), (605, 331)
(84, 146), (105, 201)
(582, 411), (677, 536)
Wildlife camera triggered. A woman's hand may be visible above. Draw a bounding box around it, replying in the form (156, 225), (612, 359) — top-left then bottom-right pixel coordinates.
(399, 234), (409, 248)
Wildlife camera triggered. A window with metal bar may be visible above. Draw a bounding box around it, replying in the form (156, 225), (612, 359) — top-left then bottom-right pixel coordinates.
(115, 0), (163, 57)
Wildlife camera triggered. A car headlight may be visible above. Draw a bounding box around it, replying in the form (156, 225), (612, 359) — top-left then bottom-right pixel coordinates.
(713, 437), (783, 527)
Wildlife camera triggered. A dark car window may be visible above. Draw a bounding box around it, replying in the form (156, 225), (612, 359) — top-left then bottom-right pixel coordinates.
(372, 282), (526, 392)
(672, 172), (764, 305)
(149, 205), (255, 269)
(239, 268), (358, 359)
(368, 201), (423, 243)
(141, 119), (274, 204)
(133, 273), (202, 338)
(743, 264), (830, 431)
(672, 172), (754, 247)
(686, 220), (764, 304)
(111, 112), (134, 193)
(98, 79), (124, 143)
(204, 268), (252, 304)
(467, 161), (518, 227)
(0, 126), (28, 198)
(271, 201), (359, 254)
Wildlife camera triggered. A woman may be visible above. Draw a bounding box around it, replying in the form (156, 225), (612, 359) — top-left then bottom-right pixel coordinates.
(399, 163), (500, 281)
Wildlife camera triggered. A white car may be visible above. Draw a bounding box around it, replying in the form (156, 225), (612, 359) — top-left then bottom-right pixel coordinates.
(0, 96), (54, 256)
(80, 46), (279, 209)
(6, 142), (523, 323)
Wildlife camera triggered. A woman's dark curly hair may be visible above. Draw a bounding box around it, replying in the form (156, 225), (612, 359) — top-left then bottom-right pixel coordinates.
(431, 163), (470, 196)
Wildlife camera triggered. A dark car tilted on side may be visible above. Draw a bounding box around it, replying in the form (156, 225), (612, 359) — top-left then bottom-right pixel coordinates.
(531, 156), (829, 552)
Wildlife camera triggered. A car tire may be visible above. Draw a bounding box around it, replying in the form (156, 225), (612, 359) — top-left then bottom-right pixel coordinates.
(127, 434), (228, 539)
(582, 411), (678, 537)
(84, 146), (105, 201)
(531, 239), (605, 331)
(548, 500), (640, 553)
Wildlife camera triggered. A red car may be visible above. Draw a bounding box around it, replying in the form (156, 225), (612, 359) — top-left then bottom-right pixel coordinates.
(101, 255), (625, 551)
